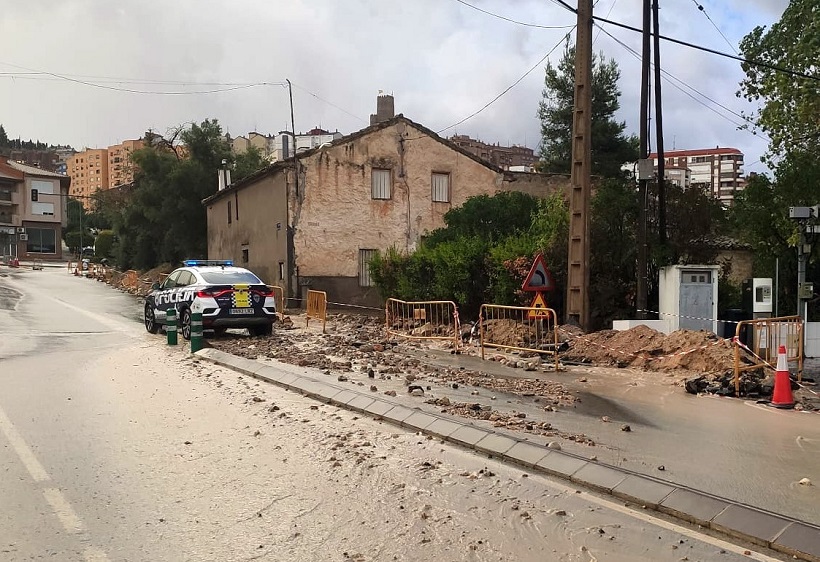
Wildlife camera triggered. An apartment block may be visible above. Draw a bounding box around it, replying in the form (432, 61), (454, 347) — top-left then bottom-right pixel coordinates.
(0, 156), (69, 260)
(650, 147), (746, 205)
(108, 139), (143, 188)
(67, 148), (109, 204)
(449, 135), (536, 171)
(228, 128), (343, 162)
(67, 138), (143, 208)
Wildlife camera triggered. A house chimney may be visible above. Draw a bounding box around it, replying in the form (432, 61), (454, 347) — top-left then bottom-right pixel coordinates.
(370, 92), (395, 125)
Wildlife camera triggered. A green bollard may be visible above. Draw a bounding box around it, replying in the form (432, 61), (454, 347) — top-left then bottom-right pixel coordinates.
(166, 308), (178, 346)
(190, 311), (203, 353)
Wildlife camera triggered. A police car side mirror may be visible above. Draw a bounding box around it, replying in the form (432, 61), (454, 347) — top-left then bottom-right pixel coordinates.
(151, 282), (161, 290)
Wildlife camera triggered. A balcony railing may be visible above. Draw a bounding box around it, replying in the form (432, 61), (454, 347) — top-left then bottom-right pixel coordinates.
(0, 213), (17, 225)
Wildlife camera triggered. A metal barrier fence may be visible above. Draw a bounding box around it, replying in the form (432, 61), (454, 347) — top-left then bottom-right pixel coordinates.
(734, 315), (803, 395)
(385, 298), (459, 347)
(306, 290), (327, 333)
(479, 304), (560, 370)
(267, 285), (285, 316)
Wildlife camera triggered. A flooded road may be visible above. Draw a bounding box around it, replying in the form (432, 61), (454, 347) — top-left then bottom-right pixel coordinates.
(401, 347), (820, 526)
(0, 268), (795, 561)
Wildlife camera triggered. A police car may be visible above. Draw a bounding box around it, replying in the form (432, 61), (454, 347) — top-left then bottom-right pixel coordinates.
(144, 260), (276, 339)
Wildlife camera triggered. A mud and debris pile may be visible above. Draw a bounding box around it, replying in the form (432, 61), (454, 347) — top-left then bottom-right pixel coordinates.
(561, 324), (736, 374)
(107, 264), (172, 296)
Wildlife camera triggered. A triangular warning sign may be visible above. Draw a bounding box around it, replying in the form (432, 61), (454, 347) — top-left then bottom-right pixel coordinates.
(522, 254), (555, 292)
(527, 293), (551, 319)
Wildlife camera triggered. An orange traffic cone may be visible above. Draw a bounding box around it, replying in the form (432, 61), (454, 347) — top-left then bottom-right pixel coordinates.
(771, 345), (795, 409)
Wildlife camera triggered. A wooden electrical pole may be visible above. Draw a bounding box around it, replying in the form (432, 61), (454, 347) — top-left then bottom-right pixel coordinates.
(636, 0), (651, 319)
(653, 0), (666, 246)
(566, 0), (593, 330)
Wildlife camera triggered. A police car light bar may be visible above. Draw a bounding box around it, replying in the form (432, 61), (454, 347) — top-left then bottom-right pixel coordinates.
(183, 259), (233, 267)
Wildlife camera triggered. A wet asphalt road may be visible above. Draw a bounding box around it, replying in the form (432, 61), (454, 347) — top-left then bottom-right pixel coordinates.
(0, 267), (802, 561)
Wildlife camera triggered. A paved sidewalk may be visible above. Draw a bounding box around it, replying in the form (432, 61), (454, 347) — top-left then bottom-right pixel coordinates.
(197, 347), (820, 562)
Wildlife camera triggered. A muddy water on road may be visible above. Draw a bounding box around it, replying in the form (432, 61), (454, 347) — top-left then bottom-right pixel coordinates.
(35, 343), (781, 562)
(394, 347), (820, 526)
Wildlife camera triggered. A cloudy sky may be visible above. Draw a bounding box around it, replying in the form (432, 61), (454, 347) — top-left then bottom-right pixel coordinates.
(1, 0), (787, 173)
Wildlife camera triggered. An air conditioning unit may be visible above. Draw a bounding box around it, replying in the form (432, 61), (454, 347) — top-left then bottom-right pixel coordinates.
(16, 227), (25, 233)
(18, 234), (28, 241)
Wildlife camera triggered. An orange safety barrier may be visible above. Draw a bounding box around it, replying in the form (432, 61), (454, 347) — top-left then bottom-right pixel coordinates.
(266, 285), (286, 316)
(385, 298), (460, 348)
(479, 303), (560, 371)
(306, 290), (327, 333)
(734, 315), (803, 396)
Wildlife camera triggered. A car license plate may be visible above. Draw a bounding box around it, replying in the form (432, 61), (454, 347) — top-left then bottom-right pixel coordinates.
(229, 308), (255, 315)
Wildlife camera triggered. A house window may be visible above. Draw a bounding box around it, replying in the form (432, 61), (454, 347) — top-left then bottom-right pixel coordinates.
(26, 228), (57, 254)
(242, 248), (249, 264)
(371, 168), (391, 200)
(227, 201), (232, 224)
(359, 249), (377, 287)
(431, 172), (450, 202)
(278, 261), (285, 281)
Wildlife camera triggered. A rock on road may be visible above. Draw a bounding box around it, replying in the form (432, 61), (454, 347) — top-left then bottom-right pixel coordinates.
(0, 267), (787, 561)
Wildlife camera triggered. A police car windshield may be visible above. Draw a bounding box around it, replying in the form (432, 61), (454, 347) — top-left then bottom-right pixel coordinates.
(198, 270), (263, 285)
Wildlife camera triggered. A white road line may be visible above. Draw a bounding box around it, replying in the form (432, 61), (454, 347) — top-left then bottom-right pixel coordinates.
(42, 488), (84, 533)
(0, 405), (111, 560)
(83, 546), (111, 562)
(0, 405), (50, 482)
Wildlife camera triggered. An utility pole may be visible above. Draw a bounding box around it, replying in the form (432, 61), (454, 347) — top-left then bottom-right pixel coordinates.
(566, 0), (593, 330)
(653, 0), (666, 246)
(636, 0), (651, 319)
(286, 79), (298, 196)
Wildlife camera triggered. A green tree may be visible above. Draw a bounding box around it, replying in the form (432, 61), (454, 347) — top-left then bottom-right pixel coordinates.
(738, 0), (820, 158)
(423, 191), (540, 247)
(112, 119), (231, 270)
(234, 145), (268, 182)
(537, 46), (638, 178)
(93, 230), (115, 259)
(0, 125), (8, 148)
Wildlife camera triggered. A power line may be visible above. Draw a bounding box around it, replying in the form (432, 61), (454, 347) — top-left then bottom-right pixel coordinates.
(0, 70), (275, 87)
(451, 0), (574, 29)
(549, 0), (820, 83)
(289, 82), (366, 123)
(689, 0), (739, 55)
(596, 24), (769, 141)
(435, 29), (575, 136)
(0, 62), (284, 94)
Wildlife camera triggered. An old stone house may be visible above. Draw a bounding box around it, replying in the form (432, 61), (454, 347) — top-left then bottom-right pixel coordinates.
(203, 114), (568, 308)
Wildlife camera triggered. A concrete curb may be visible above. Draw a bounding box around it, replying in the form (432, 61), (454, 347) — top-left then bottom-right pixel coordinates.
(195, 348), (820, 562)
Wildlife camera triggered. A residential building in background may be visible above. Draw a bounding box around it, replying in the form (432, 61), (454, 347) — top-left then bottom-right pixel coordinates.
(649, 147), (746, 205)
(67, 137), (143, 208)
(67, 148), (108, 204)
(5, 145), (76, 174)
(228, 128), (343, 162)
(449, 135), (536, 171)
(108, 139), (144, 188)
(0, 156), (69, 261)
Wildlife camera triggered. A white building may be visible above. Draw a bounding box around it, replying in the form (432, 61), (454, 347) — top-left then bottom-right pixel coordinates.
(267, 128), (343, 162)
(649, 147), (745, 205)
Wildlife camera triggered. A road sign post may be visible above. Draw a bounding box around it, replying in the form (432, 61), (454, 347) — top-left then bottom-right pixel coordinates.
(522, 254), (556, 293)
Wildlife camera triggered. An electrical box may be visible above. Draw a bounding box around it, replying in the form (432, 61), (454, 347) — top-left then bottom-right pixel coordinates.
(799, 282), (814, 300)
(742, 278), (772, 318)
(659, 265), (720, 334)
(637, 159), (654, 180)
